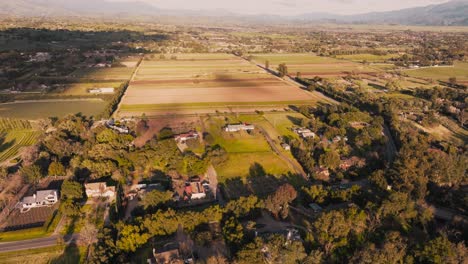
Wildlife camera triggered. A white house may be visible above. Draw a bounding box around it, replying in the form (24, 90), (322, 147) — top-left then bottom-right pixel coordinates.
(21, 190), (58, 209)
(225, 123), (255, 132)
(85, 182), (116, 199)
(294, 127), (316, 139)
(89, 87), (115, 94)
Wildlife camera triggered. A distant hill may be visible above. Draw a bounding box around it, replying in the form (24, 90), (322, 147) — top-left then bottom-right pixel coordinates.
(1, 0), (467, 26)
(340, 0), (468, 26)
(0, 0), (160, 17)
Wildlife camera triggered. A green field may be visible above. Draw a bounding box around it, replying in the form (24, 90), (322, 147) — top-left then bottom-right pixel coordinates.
(251, 53), (378, 77)
(70, 67), (135, 81)
(203, 115), (293, 181)
(0, 130), (41, 162)
(403, 62), (468, 83)
(0, 100), (107, 119)
(335, 53), (398, 62)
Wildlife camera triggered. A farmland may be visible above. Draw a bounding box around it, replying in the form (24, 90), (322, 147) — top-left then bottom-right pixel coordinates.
(0, 119), (41, 163)
(403, 62), (468, 84)
(0, 99), (107, 119)
(116, 53), (328, 117)
(251, 53), (379, 78)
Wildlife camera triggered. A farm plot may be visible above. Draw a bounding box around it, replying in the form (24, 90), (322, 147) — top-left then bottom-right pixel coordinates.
(203, 115), (294, 182)
(70, 67), (135, 81)
(0, 118), (41, 163)
(0, 99), (107, 119)
(403, 62), (468, 84)
(251, 53), (379, 78)
(58, 82), (123, 96)
(117, 53), (325, 117)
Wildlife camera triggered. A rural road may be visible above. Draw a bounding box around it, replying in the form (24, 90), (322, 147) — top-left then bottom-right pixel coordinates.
(0, 234), (79, 253)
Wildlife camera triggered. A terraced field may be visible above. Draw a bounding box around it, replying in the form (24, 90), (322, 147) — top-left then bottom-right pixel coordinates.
(251, 53), (379, 78)
(117, 53), (327, 117)
(0, 119), (42, 163)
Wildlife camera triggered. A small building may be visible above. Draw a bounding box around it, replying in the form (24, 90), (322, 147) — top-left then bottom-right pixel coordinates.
(106, 120), (130, 134)
(339, 156), (366, 171)
(174, 131), (199, 143)
(89, 87), (115, 94)
(281, 143), (291, 151)
(315, 167), (330, 181)
(309, 203), (323, 213)
(294, 127), (316, 139)
(85, 182), (116, 199)
(20, 190), (58, 209)
(225, 123), (255, 132)
(183, 180), (206, 200)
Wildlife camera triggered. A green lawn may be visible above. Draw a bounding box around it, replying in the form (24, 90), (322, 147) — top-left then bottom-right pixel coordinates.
(0, 227), (51, 242)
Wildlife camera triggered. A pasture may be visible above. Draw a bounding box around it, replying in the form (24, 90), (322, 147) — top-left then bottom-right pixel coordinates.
(335, 53), (398, 63)
(251, 53), (378, 78)
(117, 53), (326, 117)
(0, 99), (107, 119)
(403, 62), (468, 84)
(202, 115), (293, 182)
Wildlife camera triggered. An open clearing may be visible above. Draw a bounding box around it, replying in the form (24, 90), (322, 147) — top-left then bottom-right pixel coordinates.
(0, 99), (106, 119)
(251, 53), (379, 78)
(403, 62), (468, 84)
(117, 53), (327, 117)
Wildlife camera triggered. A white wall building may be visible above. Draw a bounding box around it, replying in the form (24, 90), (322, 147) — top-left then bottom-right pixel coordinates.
(21, 190), (59, 209)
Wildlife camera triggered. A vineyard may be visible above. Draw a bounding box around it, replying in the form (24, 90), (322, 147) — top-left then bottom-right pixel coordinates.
(0, 119), (41, 163)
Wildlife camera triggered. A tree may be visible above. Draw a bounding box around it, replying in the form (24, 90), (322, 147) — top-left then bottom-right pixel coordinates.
(448, 77), (457, 86)
(265, 60), (270, 70)
(158, 127), (173, 140)
(319, 150), (340, 170)
(277, 63), (288, 78)
(223, 216), (244, 246)
(265, 183), (297, 219)
(21, 145), (40, 166)
(79, 221), (98, 247)
(20, 165), (42, 184)
(141, 190), (173, 209)
(417, 236), (466, 264)
(48, 161), (65, 176)
(61, 180), (83, 201)
(116, 224), (150, 252)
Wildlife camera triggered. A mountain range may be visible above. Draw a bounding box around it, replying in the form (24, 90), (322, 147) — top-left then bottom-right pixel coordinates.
(1, 0), (467, 26)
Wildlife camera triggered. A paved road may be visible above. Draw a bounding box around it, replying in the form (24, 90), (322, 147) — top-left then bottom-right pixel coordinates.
(0, 234), (79, 253)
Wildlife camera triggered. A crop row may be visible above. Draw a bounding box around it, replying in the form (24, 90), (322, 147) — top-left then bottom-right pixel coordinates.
(0, 131), (40, 162)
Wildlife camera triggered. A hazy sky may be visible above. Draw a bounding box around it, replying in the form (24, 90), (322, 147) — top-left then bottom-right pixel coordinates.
(110, 0), (451, 15)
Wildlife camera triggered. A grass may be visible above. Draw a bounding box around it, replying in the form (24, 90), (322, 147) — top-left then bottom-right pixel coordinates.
(403, 62), (468, 82)
(204, 114), (294, 182)
(0, 100), (106, 119)
(215, 152), (292, 182)
(70, 67), (135, 81)
(0, 244), (86, 264)
(335, 53), (398, 62)
(0, 227), (51, 242)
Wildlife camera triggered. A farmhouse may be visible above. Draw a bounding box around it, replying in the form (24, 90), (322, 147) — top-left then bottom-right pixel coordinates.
(224, 123), (255, 132)
(89, 87), (115, 94)
(174, 131), (199, 143)
(339, 156), (366, 171)
(281, 143), (291, 150)
(294, 127), (316, 138)
(106, 120), (130, 134)
(20, 190), (58, 209)
(85, 182), (116, 199)
(184, 179), (206, 200)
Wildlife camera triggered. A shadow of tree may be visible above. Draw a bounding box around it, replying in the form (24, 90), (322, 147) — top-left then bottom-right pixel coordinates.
(50, 242), (81, 264)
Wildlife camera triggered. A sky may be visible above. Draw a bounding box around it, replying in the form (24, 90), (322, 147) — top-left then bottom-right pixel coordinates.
(110, 0), (451, 15)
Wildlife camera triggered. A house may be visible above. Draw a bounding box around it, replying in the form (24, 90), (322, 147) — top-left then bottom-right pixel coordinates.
(174, 131), (199, 143)
(184, 180), (206, 200)
(224, 123), (255, 132)
(20, 190), (58, 209)
(106, 120), (130, 134)
(152, 243), (191, 264)
(85, 182), (116, 199)
(314, 167), (330, 181)
(89, 87), (115, 94)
